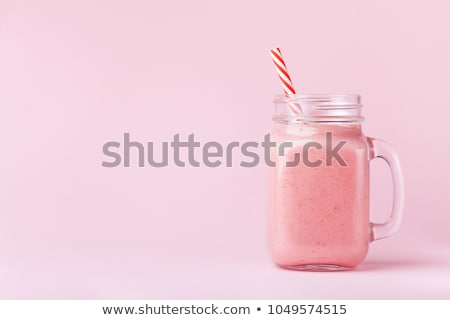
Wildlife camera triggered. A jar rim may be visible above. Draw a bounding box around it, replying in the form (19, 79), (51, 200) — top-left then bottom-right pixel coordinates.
(273, 93), (361, 105)
(273, 93), (363, 123)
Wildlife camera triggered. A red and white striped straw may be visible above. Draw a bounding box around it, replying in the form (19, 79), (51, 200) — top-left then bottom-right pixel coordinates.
(270, 47), (302, 115)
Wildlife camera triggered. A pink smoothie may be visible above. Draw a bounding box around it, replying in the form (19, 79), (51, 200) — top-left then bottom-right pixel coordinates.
(268, 123), (370, 270)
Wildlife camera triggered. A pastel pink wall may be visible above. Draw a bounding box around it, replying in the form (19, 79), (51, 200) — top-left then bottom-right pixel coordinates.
(0, 0), (449, 298)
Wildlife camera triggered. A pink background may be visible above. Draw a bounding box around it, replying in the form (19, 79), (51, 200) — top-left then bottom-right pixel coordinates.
(1, 0), (449, 299)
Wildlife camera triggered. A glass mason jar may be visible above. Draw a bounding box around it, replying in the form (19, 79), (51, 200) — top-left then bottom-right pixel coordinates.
(267, 94), (404, 271)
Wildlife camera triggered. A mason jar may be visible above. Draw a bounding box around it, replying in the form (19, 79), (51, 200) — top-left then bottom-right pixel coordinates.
(267, 94), (405, 271)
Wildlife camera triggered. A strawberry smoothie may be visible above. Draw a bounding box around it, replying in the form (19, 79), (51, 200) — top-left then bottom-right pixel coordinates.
(268, 122), (370, 270)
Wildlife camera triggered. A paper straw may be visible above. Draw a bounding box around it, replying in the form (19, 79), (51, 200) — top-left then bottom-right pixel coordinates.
(270, 48), (302, 115)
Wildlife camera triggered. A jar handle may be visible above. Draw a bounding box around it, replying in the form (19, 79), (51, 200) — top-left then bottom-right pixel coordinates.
(367, 137), (405, 241)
